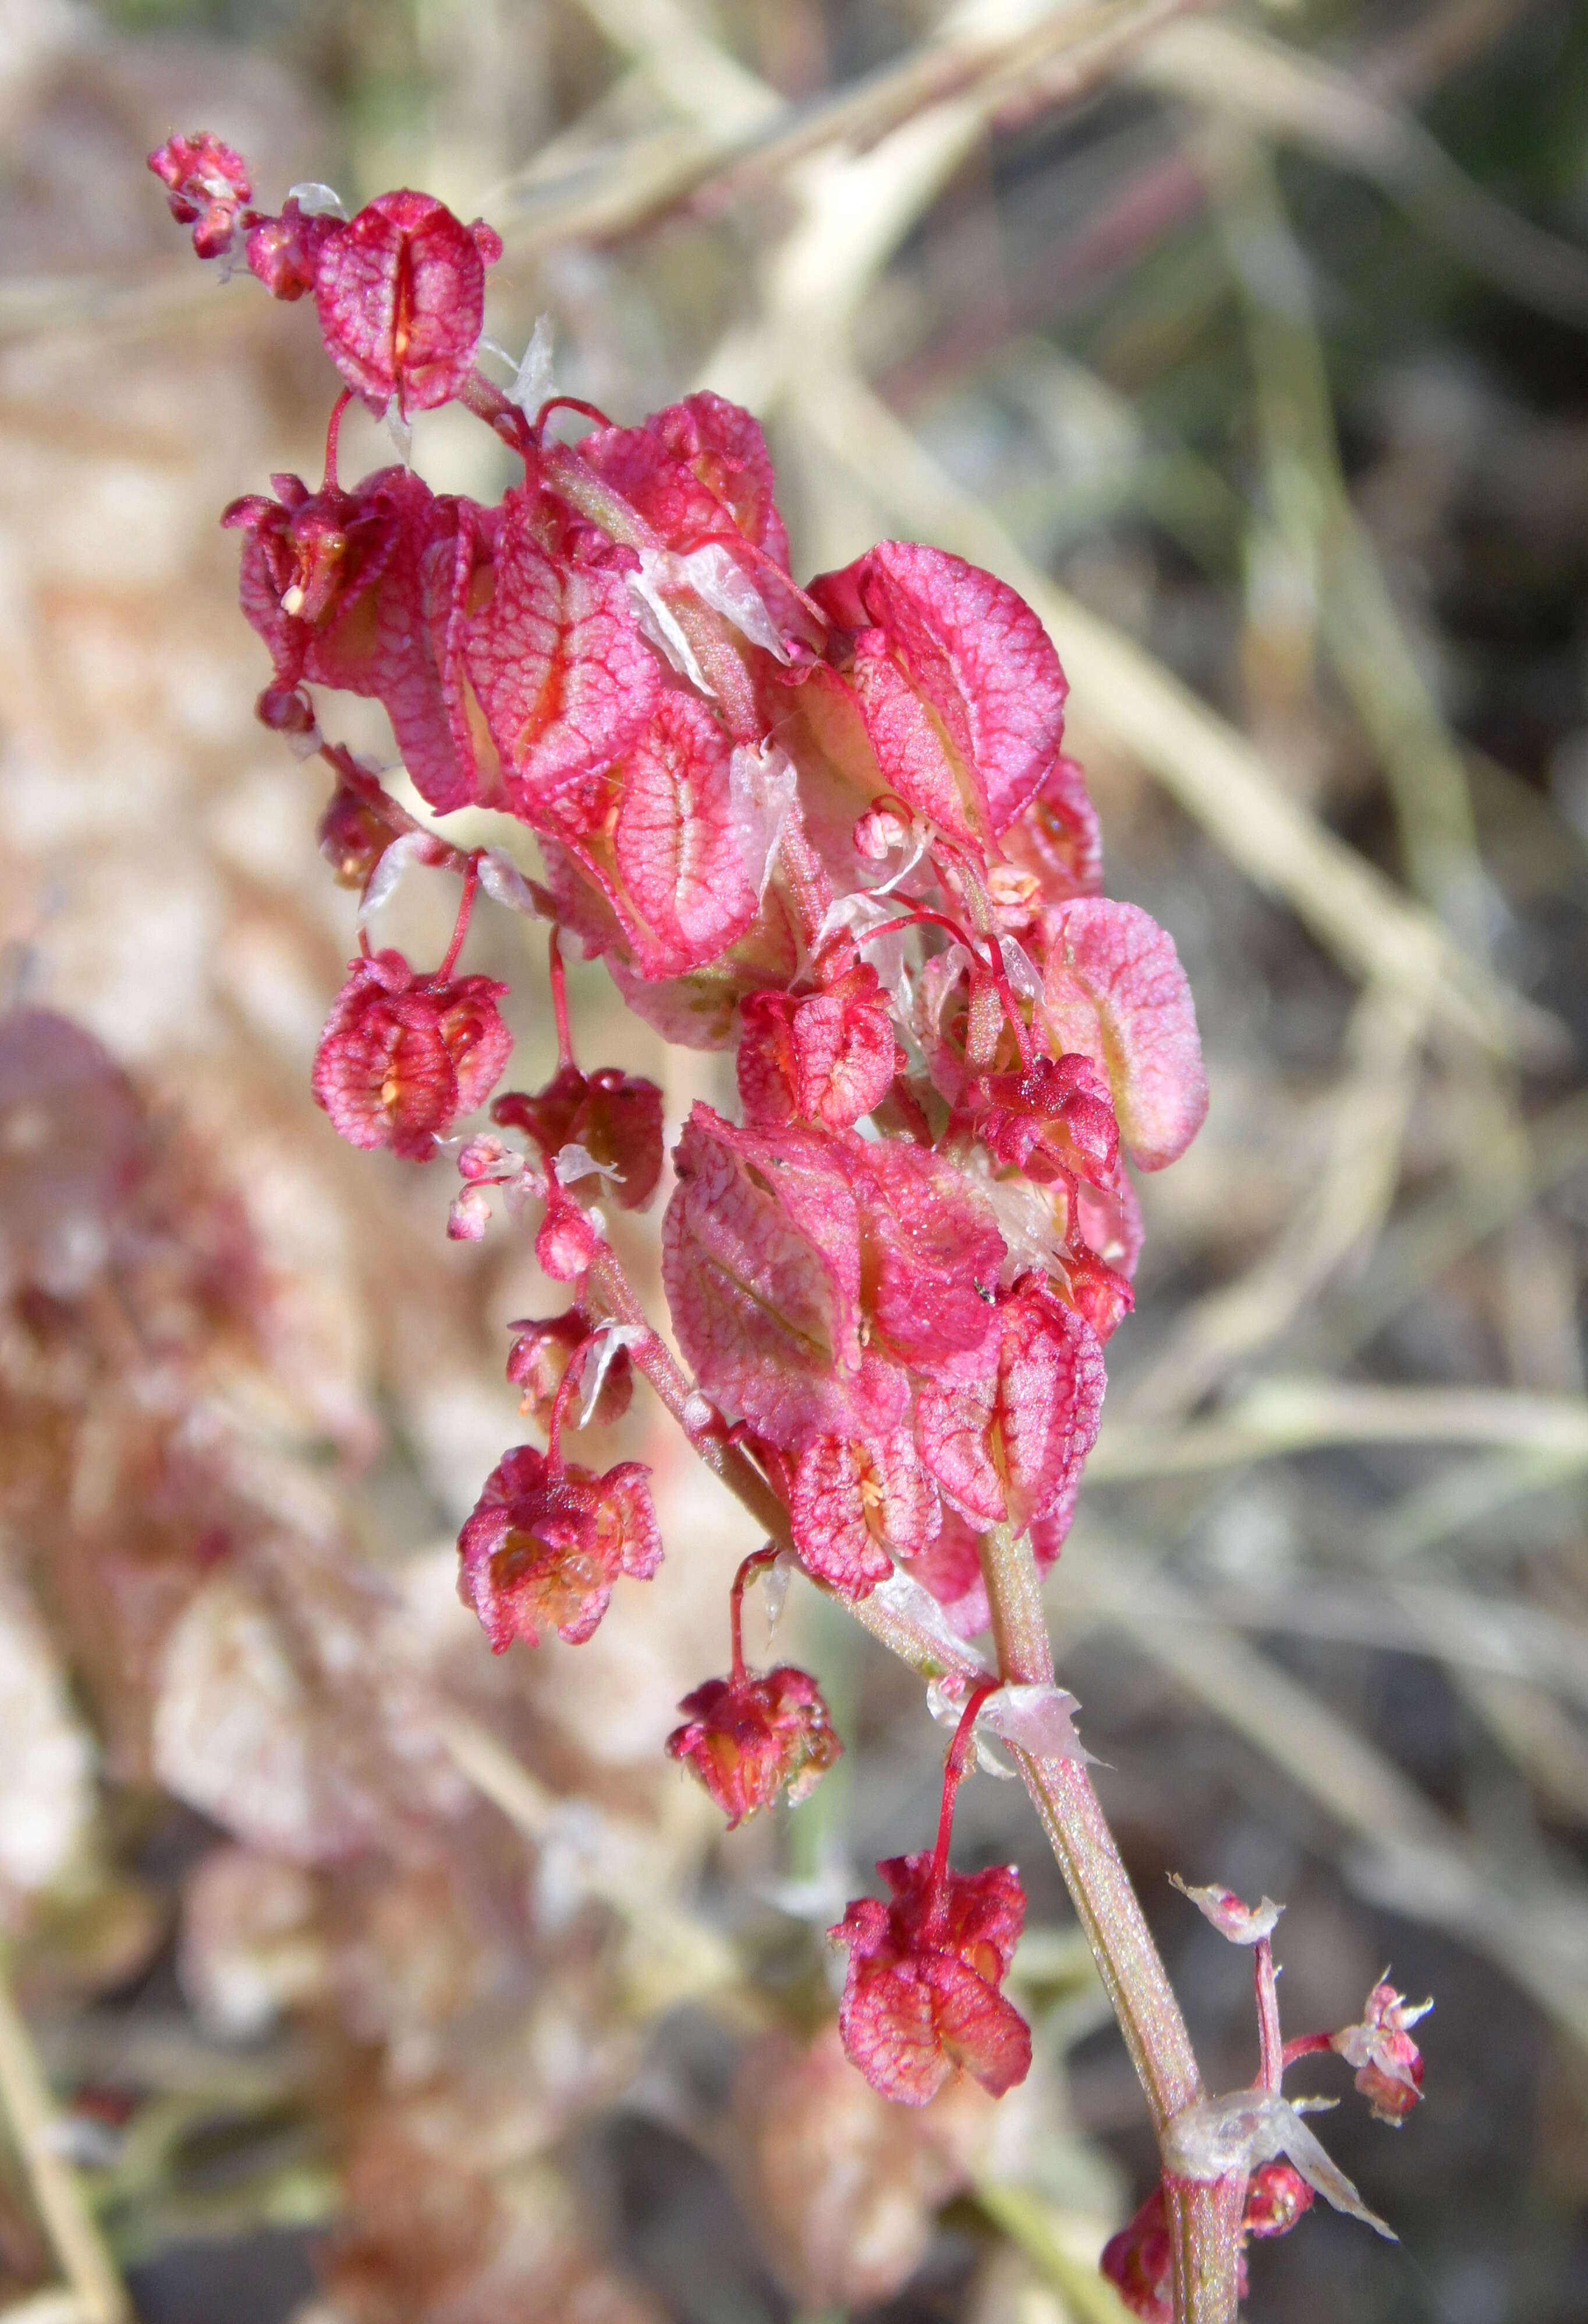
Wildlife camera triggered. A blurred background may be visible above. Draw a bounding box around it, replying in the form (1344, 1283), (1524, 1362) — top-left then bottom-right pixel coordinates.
(1, 0), (1586, 2318)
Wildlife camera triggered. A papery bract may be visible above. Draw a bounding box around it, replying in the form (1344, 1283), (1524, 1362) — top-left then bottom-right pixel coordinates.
(457, 1443), (661, 1650)
(830, 1851), (1030, 2106)
(312, 950), (511, 1161)
(1169, 1876), (1283, 1946)
(313, 190), (500, 415)
(1041, 899), (1207, 1172)
(667, 1664), (841, 1827)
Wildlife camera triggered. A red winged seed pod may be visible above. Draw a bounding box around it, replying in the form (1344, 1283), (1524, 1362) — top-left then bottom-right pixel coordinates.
(156, 140), (1352, 2324)
(830, 1688), (1030, 2107)
(311, 950), (511, 1161)
(667, 1664), (841, 1827)
(313, 192), (502, 416)
(457, 1442), (661, 1650)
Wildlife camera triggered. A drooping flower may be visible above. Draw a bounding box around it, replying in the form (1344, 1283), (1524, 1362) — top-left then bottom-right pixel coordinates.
(147, 133), (253, 260)
(456, 1443), (661, 1650)
(224, 467), (490, 815)
(668, 1665), (841, 1827)
(830, 1684), (1029, 2106)
(313, 190), (502, 415)
(830, 1851), (1030, 2106)
(1330, 1980), (1431, 2124)
(311, 950), (511, 1161)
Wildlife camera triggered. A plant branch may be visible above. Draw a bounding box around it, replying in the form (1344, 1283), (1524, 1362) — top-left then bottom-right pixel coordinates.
(0, 1956), (130, 2324)
(976, 1522), (1238, 2323)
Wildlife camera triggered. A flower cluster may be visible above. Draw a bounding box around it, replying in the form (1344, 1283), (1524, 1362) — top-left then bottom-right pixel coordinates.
(159, 127), (1206, 2144)
(1101, 1880), (1433, 2318)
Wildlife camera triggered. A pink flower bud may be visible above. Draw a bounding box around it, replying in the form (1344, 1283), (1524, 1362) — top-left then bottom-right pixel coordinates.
(1243, 2160), (1315, 2239)
(830, 1852), (1030, 2107)
(313, 190), (499, 416)
(457, 1443), (661, 1650)
(667, 1666), (841, 1827)
(853, 806), (910, 861)
(311, 950), (511, 1161)
(446, 1183), (494, 1241)
(148, 132), (252, 260)
(1330, 1980), (1431, 2124)
(536, 1198), (604, 1284)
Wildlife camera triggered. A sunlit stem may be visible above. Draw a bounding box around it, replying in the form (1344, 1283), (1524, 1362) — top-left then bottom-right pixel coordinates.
(548, 927), (575, 1071)
(0, 1953), (130, 2324)
(729, 1543), (782, 1683)
(437, 852), (481, 982)
(322, 387), (354, 491)
(975, 1519), (1239, 2324)
(923, 1678), (998, 1940)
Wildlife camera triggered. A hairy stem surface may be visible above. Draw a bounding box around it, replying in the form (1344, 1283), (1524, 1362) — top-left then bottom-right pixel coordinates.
(978, 1522), (1240, 2324)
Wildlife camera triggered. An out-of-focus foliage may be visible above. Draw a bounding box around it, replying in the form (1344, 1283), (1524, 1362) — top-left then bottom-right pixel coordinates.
(0, 1), (1586, 2319)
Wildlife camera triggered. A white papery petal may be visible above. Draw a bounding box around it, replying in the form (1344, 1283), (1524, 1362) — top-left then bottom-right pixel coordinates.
(578, 1322), (647, 1425)
(730, 740), (799, 898)
(1163, 2091), (1395, 2240)
(477, 850), (540, 916)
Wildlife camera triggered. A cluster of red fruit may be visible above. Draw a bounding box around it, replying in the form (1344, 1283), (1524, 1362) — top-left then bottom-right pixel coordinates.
(154, 132), (1426, 2179)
